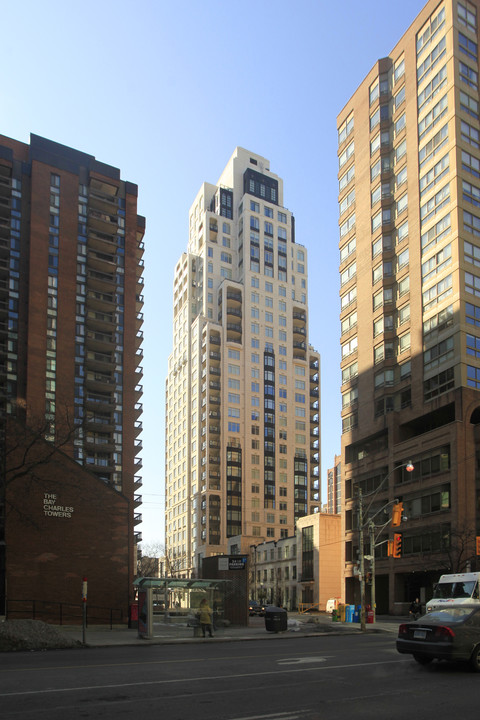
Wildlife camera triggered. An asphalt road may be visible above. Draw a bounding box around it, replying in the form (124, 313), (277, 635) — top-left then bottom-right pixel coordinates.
(1, 634), (479, 719)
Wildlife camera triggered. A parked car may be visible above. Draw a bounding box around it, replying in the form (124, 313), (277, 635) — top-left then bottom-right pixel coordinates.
(249, 600), (266, 616)
(396, 604), (480, 671)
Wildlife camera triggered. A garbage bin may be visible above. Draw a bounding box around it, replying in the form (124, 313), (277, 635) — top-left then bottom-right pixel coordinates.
(264, 606), (287, 633)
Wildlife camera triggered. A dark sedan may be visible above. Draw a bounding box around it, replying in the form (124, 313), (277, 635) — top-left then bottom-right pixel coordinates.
(396, 605), (480, 671)
(249, 600), (266, 616)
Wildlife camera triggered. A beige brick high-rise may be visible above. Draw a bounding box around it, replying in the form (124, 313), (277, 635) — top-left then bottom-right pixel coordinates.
(165, 148), (320, 576)
(338, 0), (480, 613)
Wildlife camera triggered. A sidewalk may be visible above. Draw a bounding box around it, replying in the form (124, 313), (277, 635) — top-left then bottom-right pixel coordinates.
(60, 613), (402, 648)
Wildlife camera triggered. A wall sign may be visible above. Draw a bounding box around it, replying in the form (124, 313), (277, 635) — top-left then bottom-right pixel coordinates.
(43, 493), (74, 518)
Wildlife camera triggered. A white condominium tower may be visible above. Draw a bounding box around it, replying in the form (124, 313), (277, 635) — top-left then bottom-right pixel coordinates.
(165, 148), (320, 576)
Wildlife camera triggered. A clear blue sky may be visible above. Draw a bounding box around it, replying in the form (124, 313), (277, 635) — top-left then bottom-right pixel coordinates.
(3, 0), (425, 546)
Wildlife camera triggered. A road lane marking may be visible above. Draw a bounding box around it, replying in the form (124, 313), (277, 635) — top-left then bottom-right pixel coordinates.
(231, 712), (311, 720)
(0, 659), (410, 699)
(277, 656), (328, 665)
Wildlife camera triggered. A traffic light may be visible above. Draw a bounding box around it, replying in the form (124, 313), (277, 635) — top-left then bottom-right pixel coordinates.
(366, 571), (372, 585)
(391, 502), (404, 527)
(476, 536), (480, 556)
(392, 533), (402, 558)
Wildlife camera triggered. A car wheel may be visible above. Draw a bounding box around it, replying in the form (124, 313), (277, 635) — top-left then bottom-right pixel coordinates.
(470, 645), (480, 672)
(413, 653), (433, 665)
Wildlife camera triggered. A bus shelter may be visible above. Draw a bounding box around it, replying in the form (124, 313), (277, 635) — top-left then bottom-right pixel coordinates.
(133, 577), (230, 638)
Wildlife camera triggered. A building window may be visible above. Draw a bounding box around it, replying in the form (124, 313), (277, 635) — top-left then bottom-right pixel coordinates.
(339, 141), (354, 169)
(458, 1), (477, 32)
(467, 364), (480, 388)
(459, 60), (478, 89)
(338, 113), (354, 144)
(459, 31), (478, 61)
(460, 90), (479, 119)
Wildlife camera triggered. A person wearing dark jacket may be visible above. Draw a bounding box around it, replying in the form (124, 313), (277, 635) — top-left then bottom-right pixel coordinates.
(409, 598), (422, 620)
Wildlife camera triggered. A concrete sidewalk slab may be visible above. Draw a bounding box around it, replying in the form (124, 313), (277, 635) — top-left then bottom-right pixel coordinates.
(59, 613), (401, 647)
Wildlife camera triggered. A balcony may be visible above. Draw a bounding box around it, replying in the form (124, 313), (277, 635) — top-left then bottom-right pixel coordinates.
(88, 227), (116, 254)
(85, 350), (114, 372)
(85, 330), (115, 353)
(226, 306), (242, 319)
(0, 173), (11, 197)
(87, 289), (116, 313)
(86, 309), (116, 332)
(88, 208), (118, 233)
(87, 248), (117, 275)
(0, 195), (11, 218)
(226, 290), (242, 304)
(84, 392), (115, 411)
(85, 371), (114, 392)
(293, 326), (306, 338)
(87, 268), (116, 292)
(226, 323), (242, 341)
(89, 187), (118, 215)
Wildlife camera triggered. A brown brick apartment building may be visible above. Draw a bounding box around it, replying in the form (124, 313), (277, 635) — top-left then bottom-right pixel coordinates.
(0, 134), (145, 618)
(338, 0), (480, 613)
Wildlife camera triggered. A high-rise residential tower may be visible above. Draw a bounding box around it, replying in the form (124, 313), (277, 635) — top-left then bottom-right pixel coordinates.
(165, 148), (320, 576)
(338, 0), (480, 613)
(0, 134), (144, 615)
(327, 454), (342, 515)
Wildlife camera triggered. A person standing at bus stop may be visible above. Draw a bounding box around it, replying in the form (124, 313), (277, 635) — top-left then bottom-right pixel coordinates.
(199, 598), (213, 638)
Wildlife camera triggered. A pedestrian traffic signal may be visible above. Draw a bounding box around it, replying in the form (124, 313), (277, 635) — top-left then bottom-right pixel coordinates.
(393, 533), (402, 558)
(476, 536), (480, 556)
(366, 572), (372, 585)
(391, 502), (404, 527)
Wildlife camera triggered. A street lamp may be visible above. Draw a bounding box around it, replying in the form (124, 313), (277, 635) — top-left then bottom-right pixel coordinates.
(357, 461), (414, 631)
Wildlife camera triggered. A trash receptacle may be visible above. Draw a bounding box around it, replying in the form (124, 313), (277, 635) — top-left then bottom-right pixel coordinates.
(264, 606), (287, 633)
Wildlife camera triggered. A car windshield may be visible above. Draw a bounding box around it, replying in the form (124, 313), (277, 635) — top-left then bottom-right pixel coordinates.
(426, 607), (476, 622)
(433, 581), (476, 599)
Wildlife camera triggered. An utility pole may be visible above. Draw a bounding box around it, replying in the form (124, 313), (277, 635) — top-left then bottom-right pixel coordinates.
(369, 522), (376, 624)
(358, 488), (366, 631)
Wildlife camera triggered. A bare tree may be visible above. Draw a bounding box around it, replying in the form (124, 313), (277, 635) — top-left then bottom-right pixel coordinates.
(441, 525), (478, 574)
(137, 541), (166, 577)
(4, 413), (81, 529)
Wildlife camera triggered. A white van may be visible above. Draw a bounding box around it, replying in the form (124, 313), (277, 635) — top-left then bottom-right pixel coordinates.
(426, 572), (480, 612)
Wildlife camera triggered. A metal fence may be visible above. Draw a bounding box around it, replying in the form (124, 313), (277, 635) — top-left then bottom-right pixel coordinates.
(7, 599), (125, 627)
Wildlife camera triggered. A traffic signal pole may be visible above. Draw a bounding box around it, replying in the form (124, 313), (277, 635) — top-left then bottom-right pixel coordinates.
(369, 521), (376, 624)
(356, 461), (414, 630)
(358, 487), (366, 632)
